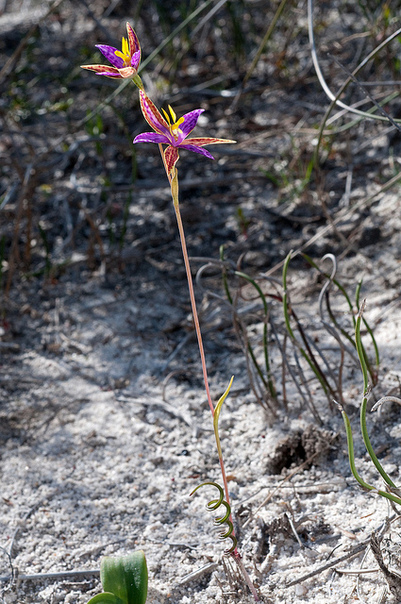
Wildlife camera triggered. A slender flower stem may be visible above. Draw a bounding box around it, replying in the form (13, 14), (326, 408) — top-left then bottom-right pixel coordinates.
(158, 145), (232, 522)
(157, 143), (259, 601)
(158, 143), (214, 416)
(174, 198), (215, 416)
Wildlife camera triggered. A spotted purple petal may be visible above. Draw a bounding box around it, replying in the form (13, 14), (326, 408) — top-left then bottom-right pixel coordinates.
(180, 109), (204, 137)
(95, 45), (124, 69)
(179, 144), (215, 160)
(133, 132), (169, 144)
(164, 146), (179, 173)
(98, 71), (123, 78)
(80, 64), (122, 77)
(139, 92), (171, 137)
(186, 137), (236, 145)
(130, 50), (141, 71)
(127, 22), (140, 56)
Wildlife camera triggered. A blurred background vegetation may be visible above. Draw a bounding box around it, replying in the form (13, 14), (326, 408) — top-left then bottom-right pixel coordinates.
(1, 0), (401, 296)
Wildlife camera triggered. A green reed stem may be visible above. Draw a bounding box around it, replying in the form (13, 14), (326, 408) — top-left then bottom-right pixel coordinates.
(220, 245), (277, 408)
(302, 253), (378, 382)
(219, 248), (273, 401)
(356, 302), (396, 488)
(356, 281), (380, 367)
(247, 342), (271, 393)
(338, 402), (401, 506)
(235, 271), (276, 400)
(283, 252), (332, 398)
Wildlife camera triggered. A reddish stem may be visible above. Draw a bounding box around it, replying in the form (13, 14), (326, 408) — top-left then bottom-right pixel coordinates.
(158, 144), (259, 601)
(158, 143), (214, 416)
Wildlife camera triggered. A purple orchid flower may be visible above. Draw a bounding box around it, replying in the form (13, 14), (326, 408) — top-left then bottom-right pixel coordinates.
(133, 91), (235, 173)
(81, 22), (143, 86)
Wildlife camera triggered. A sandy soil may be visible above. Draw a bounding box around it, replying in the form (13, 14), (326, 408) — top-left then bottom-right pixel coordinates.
(1, 187), (401, 603)
(1, 1), (401, 603)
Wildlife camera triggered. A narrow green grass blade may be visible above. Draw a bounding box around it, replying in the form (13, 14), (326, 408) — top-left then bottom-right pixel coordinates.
(282, 252), (332, 398)
(235, 271), (276, 399)
(356, 281), (380, 368)
(356, 304), (396, 488)
(282, 252), (296, 340)
(339, 402), (401, 506)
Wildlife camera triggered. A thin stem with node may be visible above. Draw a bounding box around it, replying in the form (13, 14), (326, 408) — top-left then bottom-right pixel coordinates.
(158, 144), (214, 416)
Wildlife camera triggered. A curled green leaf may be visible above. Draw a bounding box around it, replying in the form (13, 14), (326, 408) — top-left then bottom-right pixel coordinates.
(190, 481), (237, 554)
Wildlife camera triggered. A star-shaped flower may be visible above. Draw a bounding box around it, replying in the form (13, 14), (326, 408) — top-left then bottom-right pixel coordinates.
(133, 91), (235, 173)
(81, 22), (143, 86)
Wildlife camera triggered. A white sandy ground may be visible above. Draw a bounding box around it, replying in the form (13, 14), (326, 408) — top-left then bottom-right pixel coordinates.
(1, 193), (401, 604)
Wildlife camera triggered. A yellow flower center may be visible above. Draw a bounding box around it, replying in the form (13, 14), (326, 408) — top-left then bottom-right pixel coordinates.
(114, 37), (131, 66)
(162, 105), (185, 139)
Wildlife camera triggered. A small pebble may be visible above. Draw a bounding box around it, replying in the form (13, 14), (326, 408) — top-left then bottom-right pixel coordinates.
(295, 584), (308, 597)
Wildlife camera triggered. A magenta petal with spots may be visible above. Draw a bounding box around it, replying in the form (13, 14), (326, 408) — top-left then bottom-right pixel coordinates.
(127, 22), (140, 56)
(81, 64), (122, 77)
(185, 137), (233, 146)
(98, 70), (123, 78)
(139, 92), (171, 137)
(180, 109), (204, 137)
(95, 45), (124, 69)
(130, 50), (141, 70)
(133, 132), (169, 144)
(179, 144), (215, 159)
(164, 146), (180, 173)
